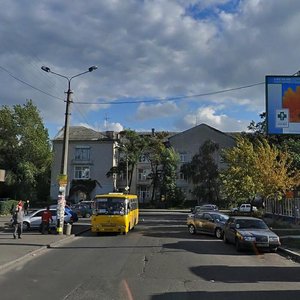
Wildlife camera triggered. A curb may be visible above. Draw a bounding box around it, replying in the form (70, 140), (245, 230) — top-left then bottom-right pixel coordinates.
(278, 246), (300, 263)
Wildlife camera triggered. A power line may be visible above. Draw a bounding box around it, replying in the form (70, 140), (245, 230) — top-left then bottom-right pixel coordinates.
(0, 64), (265, 105)
(76, 81), (265, 105)
(0, 65), (65, 102)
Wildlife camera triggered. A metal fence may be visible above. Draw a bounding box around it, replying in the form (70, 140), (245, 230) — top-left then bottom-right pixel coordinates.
(265, 197), (300, 221)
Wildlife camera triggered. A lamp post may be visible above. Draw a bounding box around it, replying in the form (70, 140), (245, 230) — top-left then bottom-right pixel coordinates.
(41, 65), (97, 234)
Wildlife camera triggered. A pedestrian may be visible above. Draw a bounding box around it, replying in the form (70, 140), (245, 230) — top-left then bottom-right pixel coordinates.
(24, 200), (30, 215)
(12, 205), (24, 239)
(41, 206), (53, 234)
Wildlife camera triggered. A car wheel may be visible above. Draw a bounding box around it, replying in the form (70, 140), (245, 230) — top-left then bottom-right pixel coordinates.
(215, 228), (223, 239)
(188, 225), (196, 234)
(235, 238), (242, 252)
(270, 247), (278, 253)
(22, 222), (30, 231)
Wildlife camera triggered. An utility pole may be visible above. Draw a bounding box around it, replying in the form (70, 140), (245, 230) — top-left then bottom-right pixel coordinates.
(41, 65), (97, 234)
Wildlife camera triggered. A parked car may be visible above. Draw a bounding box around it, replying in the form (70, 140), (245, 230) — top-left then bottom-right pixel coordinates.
(191, 204), (218, 213)
(223, 216), (281, 252)
(50, 204), (78, 222)
(231, 204), (257, 213)
(11, 208), (74, 231)
(187, 211), (229, 239)
(71, 202), (93, 218)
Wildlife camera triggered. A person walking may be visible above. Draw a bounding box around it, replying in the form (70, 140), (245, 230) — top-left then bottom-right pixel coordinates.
(41, 206), (53, 234)
(12, 205), (25, 239)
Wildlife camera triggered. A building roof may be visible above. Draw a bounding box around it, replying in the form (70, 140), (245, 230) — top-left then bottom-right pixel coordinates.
(168, 123), (235, 141)
(53, 126), (108, 141)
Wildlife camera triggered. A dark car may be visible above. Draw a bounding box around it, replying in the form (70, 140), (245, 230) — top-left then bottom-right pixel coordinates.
(71, 202), (93, 218)
(187, 211), (229, 239)
(223, 216), (281, 252)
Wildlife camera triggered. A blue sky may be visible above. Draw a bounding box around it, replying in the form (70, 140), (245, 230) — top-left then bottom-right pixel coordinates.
(0, 0), (299, 138)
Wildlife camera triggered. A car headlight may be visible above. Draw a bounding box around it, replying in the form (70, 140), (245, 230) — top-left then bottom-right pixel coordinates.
(243, 236), (256, 242)
(269, 236), (279, 242)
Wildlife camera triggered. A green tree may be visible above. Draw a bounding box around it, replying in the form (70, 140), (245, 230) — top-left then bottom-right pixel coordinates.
(107, 129), (147, 192)
(160, 147), (180, 207)
(220, 136), (300, 205)
(144, 132), (169, 202)
(0, 100), (52, 201)
(181, 140), (220, 204)
(220, 136), (262, 205)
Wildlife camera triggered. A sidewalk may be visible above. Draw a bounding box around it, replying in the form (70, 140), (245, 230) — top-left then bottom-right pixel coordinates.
(0, 215), (89, 274)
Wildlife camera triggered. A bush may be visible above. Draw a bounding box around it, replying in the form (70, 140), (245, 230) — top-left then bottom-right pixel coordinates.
(0, 199), (18, 215)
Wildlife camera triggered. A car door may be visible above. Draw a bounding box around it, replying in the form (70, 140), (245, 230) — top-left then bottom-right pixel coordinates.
(193, 212), (204, 231)
(202, 213), (215, 234)
(29, 210), (45, 228)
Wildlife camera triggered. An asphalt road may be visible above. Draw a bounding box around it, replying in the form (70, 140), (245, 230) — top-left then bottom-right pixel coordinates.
(0, 211), (300, 300)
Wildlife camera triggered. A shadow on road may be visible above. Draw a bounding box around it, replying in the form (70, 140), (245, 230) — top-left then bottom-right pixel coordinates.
(190, 265), (300, 283)
(151, 290), (300, 300)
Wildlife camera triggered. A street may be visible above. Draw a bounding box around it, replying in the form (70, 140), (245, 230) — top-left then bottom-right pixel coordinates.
(0, 211), (300, 299)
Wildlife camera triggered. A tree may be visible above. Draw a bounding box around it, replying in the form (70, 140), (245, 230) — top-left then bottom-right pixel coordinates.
(220, 136), (300, 205)
(220, 136), (263, 205)
(160, 147), (180, 207)
(107, 129), (147, 192)
(181, 140), (220, 204)
(144, 132), (169, 202)
(255, 138), (300, 200)
(0, 100), (52, 201)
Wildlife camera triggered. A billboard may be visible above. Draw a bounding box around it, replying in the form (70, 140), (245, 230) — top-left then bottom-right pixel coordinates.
(266, 75), (300, 134)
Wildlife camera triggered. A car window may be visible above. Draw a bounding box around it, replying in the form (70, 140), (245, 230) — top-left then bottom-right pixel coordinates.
(236, 219), (268, 229)
(195, 212), (204, 219)
(34, 211), (45, 217)
(212, 214), (228, 222)
(203, 213), (213, 221)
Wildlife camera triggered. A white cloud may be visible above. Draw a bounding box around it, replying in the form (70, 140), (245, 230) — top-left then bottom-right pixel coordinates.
(1, 0), (300, 136)
(180, 106), (250, 132)
(135, 101), (179, 121)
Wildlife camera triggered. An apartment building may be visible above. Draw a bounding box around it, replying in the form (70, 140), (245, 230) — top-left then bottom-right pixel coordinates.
(50, 124), (236, 203)
(50, 126), (119, 203)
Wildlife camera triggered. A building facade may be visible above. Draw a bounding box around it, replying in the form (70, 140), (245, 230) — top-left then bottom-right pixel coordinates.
(50, 124), (236, 203)
(50, 126), (119, 203)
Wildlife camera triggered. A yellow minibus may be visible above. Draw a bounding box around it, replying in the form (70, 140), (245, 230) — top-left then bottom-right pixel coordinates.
(91, 193), (139, 235)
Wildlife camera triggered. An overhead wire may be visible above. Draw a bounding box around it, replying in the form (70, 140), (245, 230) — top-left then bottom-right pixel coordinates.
(0, 65), (265, 105)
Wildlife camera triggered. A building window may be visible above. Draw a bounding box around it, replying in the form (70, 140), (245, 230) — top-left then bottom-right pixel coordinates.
(178, 172), (187, 180)
(74, 166), (90, 179)
(138, 169), (148, 181)
(179, 153), (187, 163)
(75, 147), (90, 161)
(139, 154), (149, 163)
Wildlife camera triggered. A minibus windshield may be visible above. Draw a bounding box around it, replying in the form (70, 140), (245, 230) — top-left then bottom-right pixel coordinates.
(94, 198), (126, 215)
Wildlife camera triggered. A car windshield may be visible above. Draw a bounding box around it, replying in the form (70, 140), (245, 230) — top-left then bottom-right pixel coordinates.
(94, 198), (126, 215)
(212, 214), (228, 222)
(237, 219), (268, 229)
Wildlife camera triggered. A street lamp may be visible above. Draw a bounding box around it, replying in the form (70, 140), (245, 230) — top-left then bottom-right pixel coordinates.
(41, 65), (97, 234)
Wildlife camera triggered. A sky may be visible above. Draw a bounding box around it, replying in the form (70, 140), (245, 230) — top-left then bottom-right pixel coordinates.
(1, 0), (300, 138)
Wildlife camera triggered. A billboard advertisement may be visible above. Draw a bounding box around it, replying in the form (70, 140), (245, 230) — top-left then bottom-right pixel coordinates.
(266, 75), (300, 134)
